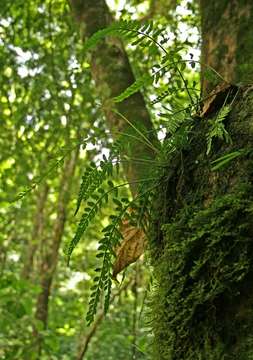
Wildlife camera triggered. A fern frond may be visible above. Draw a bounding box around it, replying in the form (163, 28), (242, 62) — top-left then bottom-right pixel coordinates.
(66, 191), (105, 265)
(66, 180), (124, 265)
(216, 105), (231, 123)
(15, 141), (82, 202)
(211, 149), (247, 171)
(206, 105), (231, 155)
(86, 200), (127, 325)
(74, 158), (113, 216)
(159, 112), (184, 135)
(113, 74), (153, 103)
(83, 20), (163, 54)
(83, 20), (140, 52)
(85, 178), (159, 324)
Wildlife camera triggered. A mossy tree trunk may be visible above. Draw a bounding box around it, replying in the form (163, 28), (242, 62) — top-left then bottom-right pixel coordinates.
(151, 1), (253, 359)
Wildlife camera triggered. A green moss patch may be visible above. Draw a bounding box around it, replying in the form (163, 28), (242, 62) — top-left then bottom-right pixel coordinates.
(151, 181), (253, 359)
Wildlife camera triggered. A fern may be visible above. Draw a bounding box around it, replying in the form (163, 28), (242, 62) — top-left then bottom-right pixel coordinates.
(206, 105), (231, 155)
(83, 19), (197, 107)
(86, 200), (126, 325)
(86, 181), (157, 324)
(159, 111), (186, 135)
(66, 186), (108, 266)
(15, 157), (65, 201)
(113, 74), (153, 103)
(65, 134), (144, 266)
(68, 19), (214, 326)
(66, 154), (121, 265)
(211, 149), (249, 171)
(83, 20), (163, 54)
(82, 20), (167, 104)
(113, 61), (173, 104)
(74, 157), (113, 216)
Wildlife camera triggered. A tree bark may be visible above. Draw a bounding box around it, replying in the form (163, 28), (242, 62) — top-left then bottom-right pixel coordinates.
(70, 0), (157, 195)
(151, 1), (253, 359)
(200, 0), (253, 93)
(152, 86), (253, 359)
(33, 149), (79, 357)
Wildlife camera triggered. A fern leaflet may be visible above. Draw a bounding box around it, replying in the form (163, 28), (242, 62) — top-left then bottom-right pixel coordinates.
(74, 158), (113, 216)
(206, 105), (231, 155)
(83, 20), (162, 53)
(113, 74), (153, 103)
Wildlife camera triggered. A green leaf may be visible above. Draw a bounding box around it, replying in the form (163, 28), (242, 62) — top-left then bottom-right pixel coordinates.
(113, 74), (152, 103)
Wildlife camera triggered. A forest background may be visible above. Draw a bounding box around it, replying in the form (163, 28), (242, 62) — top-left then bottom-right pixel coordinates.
(1, 0), (253, 359)
(1, 1), (199, 358)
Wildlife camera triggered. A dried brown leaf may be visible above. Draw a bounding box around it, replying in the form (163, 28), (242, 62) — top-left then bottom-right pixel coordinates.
(112, 219), (146, 280)
(200, 82), (233, 117)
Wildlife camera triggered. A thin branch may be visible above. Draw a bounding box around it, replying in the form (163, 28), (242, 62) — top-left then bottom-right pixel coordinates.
(76, 279), (133, 360)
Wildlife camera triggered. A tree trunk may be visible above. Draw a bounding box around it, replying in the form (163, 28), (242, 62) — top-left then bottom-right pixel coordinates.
(33, 149), (78, 357)
(151, 1), (253, 359)
(70, 0), (157, 195)
(21, 183), (49, 279)
(200, 0), (253, 94)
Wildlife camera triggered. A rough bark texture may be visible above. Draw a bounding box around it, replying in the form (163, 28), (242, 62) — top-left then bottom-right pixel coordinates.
(151, 86), (253, 359)
(33, 150), (78, 356)
(70, 0), (157, 195)
(200, 0), (253, 94)
(151, 0), (253, 358)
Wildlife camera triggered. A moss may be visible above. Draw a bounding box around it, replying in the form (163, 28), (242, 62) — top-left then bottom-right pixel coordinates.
(236, 18), (253, 84)
(149, 88), (253, 359)
(151, 180), (253, 359)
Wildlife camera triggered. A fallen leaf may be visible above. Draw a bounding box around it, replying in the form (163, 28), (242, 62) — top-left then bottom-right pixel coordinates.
(112, 219), (146, 280)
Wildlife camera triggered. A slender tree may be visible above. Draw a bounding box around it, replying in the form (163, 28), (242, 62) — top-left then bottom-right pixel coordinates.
(33, 148), (79, 357)
(21, 183), (49, 279)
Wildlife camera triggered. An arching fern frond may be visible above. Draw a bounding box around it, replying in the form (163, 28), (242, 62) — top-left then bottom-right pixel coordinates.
(14, 141), (83, 201)
(66, 185), (111, 266)
(86, 180), (158, 325)
(83, 20), (162, 53)
(86, 203), (127, 325)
